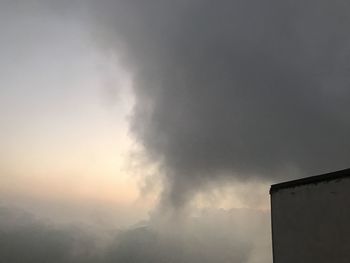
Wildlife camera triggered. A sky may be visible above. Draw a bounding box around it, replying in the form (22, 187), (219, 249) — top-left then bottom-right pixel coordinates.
(0, 1), (149, 226)
(1, 0), (350, 262)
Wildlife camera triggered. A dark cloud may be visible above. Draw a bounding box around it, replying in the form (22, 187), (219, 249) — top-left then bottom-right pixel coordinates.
(88, 0), (350, 207)
(0, 206), (271, 263)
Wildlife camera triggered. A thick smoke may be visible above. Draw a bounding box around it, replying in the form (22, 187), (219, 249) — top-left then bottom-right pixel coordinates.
(0, 207), (101, 263)
(0, 206), (271, 263)
(89, 0), (350, 207)
(0, 2), (276, 262)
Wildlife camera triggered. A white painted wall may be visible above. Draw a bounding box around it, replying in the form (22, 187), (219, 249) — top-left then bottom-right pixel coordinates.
(271, 177), (350, 263)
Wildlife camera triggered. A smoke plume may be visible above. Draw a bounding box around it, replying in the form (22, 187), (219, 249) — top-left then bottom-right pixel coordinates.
(88, 0), (350, 207)
(0, 206), (271, 263)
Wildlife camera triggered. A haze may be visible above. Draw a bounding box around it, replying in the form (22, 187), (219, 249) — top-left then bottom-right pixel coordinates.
(1, 1), (350, 262)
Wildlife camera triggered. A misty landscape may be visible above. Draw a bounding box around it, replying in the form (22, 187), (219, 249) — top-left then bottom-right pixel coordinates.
(1, 0), (350, 262)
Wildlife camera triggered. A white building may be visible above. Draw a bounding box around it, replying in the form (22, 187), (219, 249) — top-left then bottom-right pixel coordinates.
(270, 168), (350, 263)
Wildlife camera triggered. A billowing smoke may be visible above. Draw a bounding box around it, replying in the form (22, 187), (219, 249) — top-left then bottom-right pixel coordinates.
(2, 1), (349, 262)
(0, 206), (271, 263)
(88, 0), (350, 207)
(0, 207), (101, 263)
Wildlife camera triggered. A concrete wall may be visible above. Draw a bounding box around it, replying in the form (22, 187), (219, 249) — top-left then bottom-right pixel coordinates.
(271, 177), (350, 263)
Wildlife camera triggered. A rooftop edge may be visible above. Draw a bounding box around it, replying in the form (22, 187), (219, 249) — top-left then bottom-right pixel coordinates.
(270, 168), (350, 194)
